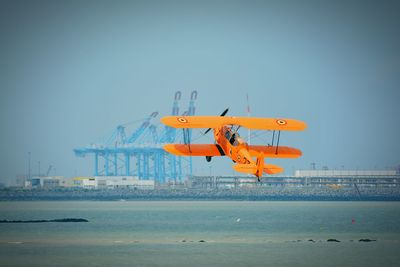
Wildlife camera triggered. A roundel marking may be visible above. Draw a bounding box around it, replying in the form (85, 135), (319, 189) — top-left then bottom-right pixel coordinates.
(276, 119), (287, 126)
(177, 117), (188, 123)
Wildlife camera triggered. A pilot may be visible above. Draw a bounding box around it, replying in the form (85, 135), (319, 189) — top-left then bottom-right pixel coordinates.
(229, 133), (236, 145)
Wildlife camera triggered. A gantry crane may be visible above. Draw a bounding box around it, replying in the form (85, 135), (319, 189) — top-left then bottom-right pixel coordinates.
(74, 91), (197, 183)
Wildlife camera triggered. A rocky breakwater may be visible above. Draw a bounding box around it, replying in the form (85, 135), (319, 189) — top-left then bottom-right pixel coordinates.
(0, 218), (89, 223)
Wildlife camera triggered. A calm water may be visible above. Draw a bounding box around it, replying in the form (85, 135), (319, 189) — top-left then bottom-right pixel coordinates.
(0, 201), (399, 267)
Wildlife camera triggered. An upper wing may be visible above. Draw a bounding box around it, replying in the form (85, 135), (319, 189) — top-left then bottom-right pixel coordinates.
(161, 116), (228, 129)
(161, 116), (306, 131)
(163, 144), (225, 156)
(248, 145), (302, 158)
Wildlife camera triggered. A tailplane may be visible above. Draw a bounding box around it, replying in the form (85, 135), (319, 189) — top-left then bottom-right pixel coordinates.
(263, 164), (284, 175)
(232, 153), (284, 181)
(233, 163), (257, 174)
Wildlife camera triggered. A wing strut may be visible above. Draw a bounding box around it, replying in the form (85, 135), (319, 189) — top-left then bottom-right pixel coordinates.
(275, 130), (281, 155)
(183, 129), (191, 153)
(271, 130), (275, 146)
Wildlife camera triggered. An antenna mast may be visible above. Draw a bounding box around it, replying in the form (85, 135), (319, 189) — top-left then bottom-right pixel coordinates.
(246, 93), (251, 145)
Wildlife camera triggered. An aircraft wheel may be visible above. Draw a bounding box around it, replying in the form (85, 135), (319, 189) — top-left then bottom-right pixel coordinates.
(206, 156), (212, 162)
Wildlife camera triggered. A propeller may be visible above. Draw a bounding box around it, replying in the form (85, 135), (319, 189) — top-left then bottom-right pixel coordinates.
(220, 108), (229, 117)
(204, 108), (229, 135)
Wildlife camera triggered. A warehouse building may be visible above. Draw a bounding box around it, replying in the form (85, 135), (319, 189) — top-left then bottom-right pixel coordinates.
(189, 170), (400, 189)
(73, 176), (154, 190)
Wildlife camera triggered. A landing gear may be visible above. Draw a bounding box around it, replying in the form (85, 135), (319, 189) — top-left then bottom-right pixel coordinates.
(206, 156), (212, 162)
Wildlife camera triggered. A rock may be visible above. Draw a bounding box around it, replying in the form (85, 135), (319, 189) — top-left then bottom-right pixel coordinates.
(308, 239), (315, 243)
(51, 218), (88, 222)
(359, 239), (376, 242)
(0, 218), (88, 223)
(198, 240), (206, 243)
(327, 239), (340, 242)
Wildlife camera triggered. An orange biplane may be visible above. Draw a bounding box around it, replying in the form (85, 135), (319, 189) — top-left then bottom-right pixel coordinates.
(160, 109), (307, 181)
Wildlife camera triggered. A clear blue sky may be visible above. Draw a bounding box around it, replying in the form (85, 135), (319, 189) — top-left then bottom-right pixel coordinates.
(1, 0), (399, 184)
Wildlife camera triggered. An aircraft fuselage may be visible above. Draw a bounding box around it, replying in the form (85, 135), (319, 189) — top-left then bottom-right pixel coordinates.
(213, 126), (254, 165)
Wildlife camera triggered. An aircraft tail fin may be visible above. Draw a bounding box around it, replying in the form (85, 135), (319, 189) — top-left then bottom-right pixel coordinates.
(255, 152), (265, 178)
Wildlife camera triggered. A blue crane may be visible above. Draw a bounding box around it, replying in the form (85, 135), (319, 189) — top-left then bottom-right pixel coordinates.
(74, 91), (197, 183)
(158, 91), (181, 143)
(127, 112), (159, 143)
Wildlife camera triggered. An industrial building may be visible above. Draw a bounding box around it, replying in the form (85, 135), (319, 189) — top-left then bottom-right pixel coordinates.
(189, 169), (400, 189)
(294, 170), (399, 187)
(72, 176), (154, 190)
(19, 175), (154, 190)
(19, 169), (399, 191)
(25, 176), (67, 189)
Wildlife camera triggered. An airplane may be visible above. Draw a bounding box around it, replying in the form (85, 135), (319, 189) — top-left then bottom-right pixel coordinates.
(160, 109), (307, 181)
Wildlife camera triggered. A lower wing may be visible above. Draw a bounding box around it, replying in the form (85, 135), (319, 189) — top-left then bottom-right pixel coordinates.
(248, 146), (302, 158)
(163, 144), (225, 156)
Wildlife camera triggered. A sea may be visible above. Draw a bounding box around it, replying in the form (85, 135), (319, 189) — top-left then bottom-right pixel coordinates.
(0, 201), (399, 267)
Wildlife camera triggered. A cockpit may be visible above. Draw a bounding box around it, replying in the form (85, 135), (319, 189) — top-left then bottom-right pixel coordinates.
(224, 128), (240, 146)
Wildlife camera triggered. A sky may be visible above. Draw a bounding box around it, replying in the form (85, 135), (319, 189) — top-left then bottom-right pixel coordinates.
(0, 0), (399, 184)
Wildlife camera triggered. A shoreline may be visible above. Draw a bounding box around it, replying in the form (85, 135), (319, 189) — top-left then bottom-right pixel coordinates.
(1, 188), (399, 201)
